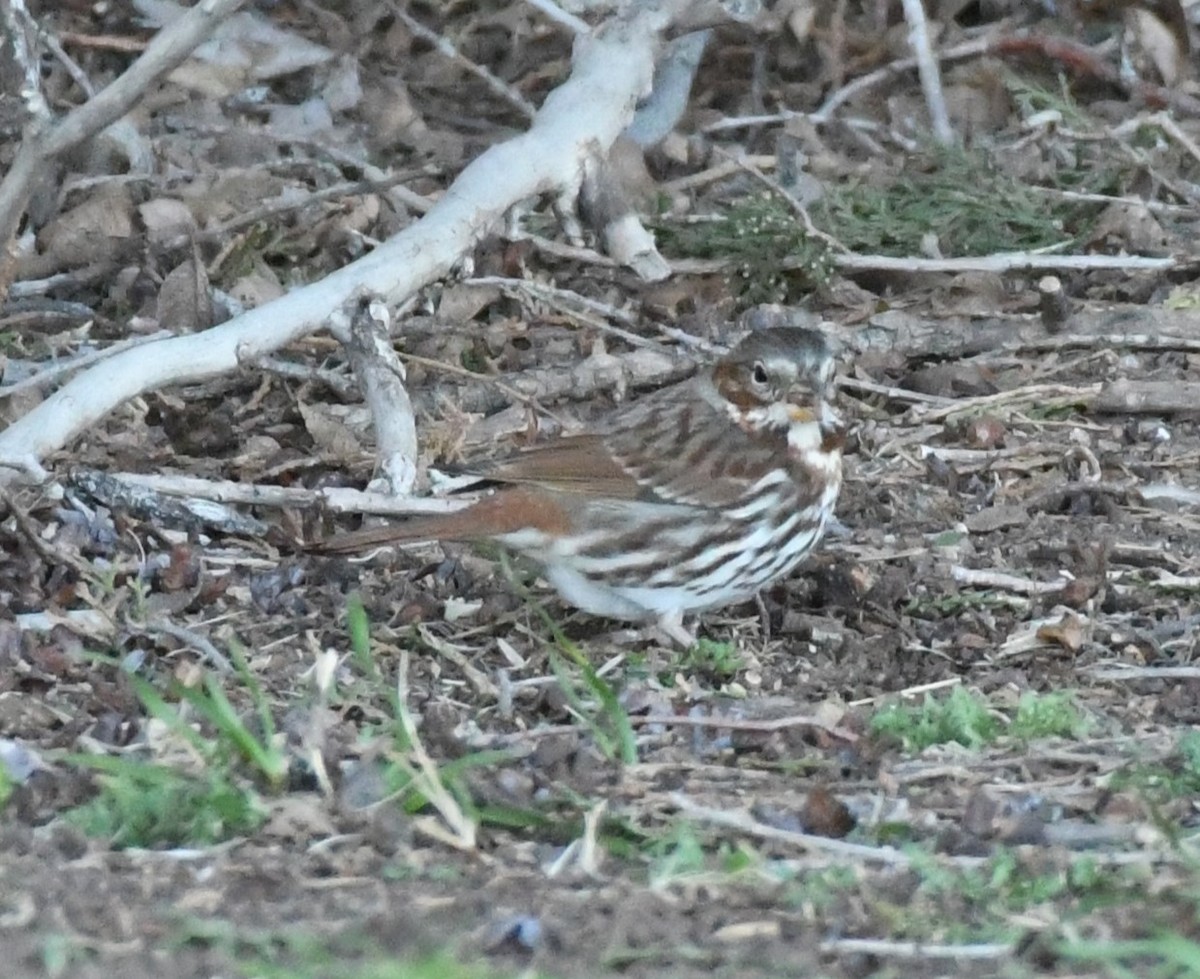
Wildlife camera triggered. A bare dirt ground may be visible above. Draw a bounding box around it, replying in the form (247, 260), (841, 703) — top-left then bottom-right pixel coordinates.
(4, 2), (1200, 978)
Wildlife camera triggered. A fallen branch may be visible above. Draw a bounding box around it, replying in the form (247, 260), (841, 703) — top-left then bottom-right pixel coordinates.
(1091, 380), (1200, 415)
(899, 0), (953, 145)
(819, 938), (1012, 961)
(632, 711), (857, 742)
(330, 298), (418, 497)
(67, 470), (467, 516)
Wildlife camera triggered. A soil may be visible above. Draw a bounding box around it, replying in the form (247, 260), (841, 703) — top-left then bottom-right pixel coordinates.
(3, 2), (1200, 978)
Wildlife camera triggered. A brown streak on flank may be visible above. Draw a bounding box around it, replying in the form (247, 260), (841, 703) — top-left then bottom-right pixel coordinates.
(677, 405), (693, 442)
(686, 431), (718, 469)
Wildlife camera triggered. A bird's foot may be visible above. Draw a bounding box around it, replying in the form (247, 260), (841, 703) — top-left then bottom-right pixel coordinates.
(654, 609), (697, 649)
(590, 611), (697, 651)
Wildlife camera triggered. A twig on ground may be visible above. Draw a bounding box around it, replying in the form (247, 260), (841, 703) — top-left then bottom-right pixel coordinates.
(42, 27), (97, 98)
(633, 712), (858, 742)
(1085, 664), (1200, 681)
(161, 174), (430, 253)
(329, 298), (418, 497)
(523, 0), (590, 34)
(1020, 333), (1200, 355)
(670, 793), (940, 866)
(812, 38), (989, 125)
(1145, 111), (1200, 168)
(254, 356), (358, 397)
(1030, 185), (1196, 216)
(466, 275), (652, 345)
(916, 443), (1059, 467)
(127, 619), (234, 674)
(951, 566), (1066, 596)
(56, 31), (147, 53)
(405, 343), (698, 417)
(669, 252), (1178, 278)
(387, 2), (537, 120)
(819, 938), (1012, 961)
(397, 349), (563, 421)
(898, 0), (953, 145)
(712, 146), (847, 254)
(69, 470), (468, 516)
(1092, 380), (1200, 415)
(67, 469), (270, 536)
(837, 376), (952, 407)
(521, 231), (619, 267)
(833, 252), (1176, 274)
(661, 155), (776, 192)
(414, 625), (498, 700)
(0, 487), (93, 579)
(848, 677), (961, 707)
(912, 383), (1100, 423)
(0, 0), (51, 131)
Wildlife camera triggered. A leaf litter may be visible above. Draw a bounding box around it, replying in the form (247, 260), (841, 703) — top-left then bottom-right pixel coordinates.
(4, 1), (1200, 977)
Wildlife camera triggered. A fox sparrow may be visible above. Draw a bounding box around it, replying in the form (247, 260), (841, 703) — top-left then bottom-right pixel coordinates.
(320, 326), (845, 645)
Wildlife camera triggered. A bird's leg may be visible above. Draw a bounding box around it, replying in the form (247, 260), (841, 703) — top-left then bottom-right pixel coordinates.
(593, 611), (697, 650)
(654, 609), (697, 649)
(754, 592), (772, 639)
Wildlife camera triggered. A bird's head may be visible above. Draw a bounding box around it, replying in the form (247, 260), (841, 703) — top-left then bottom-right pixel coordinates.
(711, 326), (843, 451)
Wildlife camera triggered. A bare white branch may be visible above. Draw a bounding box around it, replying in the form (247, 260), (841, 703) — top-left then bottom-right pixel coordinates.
(899, 0), (953, 145)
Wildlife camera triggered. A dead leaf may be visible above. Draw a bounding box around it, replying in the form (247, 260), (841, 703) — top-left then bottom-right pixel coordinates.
(138, 197), (197, 244)
(157, 256), (213, 333)
(800, 786), (856, 838)
(1036, 611), (1085, 652)
(298, 402), (366, 463)
(37, 186), (134, 267)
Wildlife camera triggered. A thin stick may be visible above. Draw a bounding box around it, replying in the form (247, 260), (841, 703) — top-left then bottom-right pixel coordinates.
(465, 275), (658, 348)
(331, 299), (418, 496)
(820, 938), (1012, 960)
(71, 470), (468, 515)
(899, 0), (953, 145)
(671, 793), (933, 867)
(668, 251), (1178, 278)
(813, 38), (989, 124)
(951, 565), (1065, 596)
(388, 2), (537, 120)
(632, 712), (857, 742)
(523, 0), (590, 35)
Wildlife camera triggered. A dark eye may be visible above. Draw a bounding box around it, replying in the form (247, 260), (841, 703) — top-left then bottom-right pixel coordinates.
(751, 362), (769, 385)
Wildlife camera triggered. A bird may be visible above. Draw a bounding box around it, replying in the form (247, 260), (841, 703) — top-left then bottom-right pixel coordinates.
(317, 326), (845, 646)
